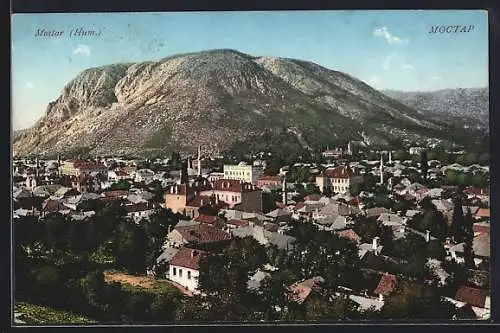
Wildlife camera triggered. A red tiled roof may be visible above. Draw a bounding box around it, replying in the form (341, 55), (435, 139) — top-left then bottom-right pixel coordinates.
(227, 219), (250, 227)
(258, 175), (283, 182)
(348, 196), (362, 206)
(455, 286), (489, 308)
(103, 190), (128, 197)
(304, 194), (322, 202)
(464, 187), (489, 196)
(114, 170), (130, 176)
(213, 179), (258, 193)
(169, 247), (208, 270)
(294, 202), (305, 210)
(336, 229), (361, 244)
(175, 224), (231, 244)
(473, 223), (490, 235)
(42, 199), (67, 213)
(124, 202), (153, 213)
(186, 194), (230, 210)
(374, 273), (397, 296)
(324, 166), (358, 179)
(475, 208), (490, 218)
(288, 276), (324, 304)
(194, 214), (218, 225)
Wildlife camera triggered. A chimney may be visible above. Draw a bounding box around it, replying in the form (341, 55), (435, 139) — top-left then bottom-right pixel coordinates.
(425, 230), (430, 243)
(191, 249), (197, 258)
(372, 237), (380, 254)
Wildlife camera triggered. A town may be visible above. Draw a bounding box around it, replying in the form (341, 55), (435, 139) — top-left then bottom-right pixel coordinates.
(13, 141), (490, 322)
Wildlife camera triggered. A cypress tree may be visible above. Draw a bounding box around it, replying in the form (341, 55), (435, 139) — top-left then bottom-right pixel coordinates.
(463, 207), (475, 269)
(420, 150), (429, 183)
(451, 194), (464, 243)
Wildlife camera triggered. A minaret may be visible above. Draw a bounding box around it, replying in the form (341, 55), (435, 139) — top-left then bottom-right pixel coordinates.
(197, 145), (202, 177)
(379, 155), (384, 185)
(282, 176), (287, 205)
(347, 141), (352, 155)
(35, 156), (40, 178)
(389, 151), (392, 164)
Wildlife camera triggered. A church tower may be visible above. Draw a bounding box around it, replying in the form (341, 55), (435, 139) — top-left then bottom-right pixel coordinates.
(389, 151), (393, 164)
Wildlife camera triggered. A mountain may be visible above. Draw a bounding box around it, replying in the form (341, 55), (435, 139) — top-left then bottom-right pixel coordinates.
(381, 88), (489, 130)
(13, 49), (465, 158)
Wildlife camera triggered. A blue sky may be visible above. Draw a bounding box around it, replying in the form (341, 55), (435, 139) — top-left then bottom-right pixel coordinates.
(12, 10), (488, 130)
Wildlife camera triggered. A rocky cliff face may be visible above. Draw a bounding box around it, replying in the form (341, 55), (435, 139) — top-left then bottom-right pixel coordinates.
(14, 49), (456, 158)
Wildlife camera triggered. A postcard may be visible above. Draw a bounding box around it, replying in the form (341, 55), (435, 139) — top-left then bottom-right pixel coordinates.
(11, 10), (490, 325)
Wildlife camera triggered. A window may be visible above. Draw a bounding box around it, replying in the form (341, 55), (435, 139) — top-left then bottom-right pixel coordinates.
(188, 271), (191, 280)
(179, 269), (183, 278)
(173, 267), (177, 276)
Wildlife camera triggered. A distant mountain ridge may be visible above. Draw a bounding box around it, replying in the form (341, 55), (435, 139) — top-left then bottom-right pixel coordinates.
(381, 88), (489, 130)
(13, 49), (470, 158)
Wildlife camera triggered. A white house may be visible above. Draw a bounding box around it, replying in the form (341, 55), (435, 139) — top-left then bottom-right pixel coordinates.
(168, 247), (208, 293)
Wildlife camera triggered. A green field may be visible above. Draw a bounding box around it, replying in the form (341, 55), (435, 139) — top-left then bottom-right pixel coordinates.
(14, 302), (97, 325)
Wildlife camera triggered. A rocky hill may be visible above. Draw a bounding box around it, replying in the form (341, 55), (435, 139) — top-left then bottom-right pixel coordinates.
(382, 88), (489, 130)
(13, 49), (466, 158)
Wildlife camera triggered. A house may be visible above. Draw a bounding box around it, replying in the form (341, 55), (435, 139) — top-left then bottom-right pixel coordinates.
(349, 294), (384, 312)
(373, 273), (397, 302)
(59, 158), (108, 177)
(124, 202), (156, 222)
(365, 207), (390, 219)
(474, 208), (490, 220)
(288, 276), (325, 304)
(358, 237), (383, 259)
(223, 163), (264, 185)
(257, 175), (283, 188)
(164, 224), (231, 249)
(336, 229), (362, 244)
(448, 233), (490, 266)
(198, 179), (263, 213)
(208, 172), (225, 183)
(231, 225), (296, 251)
(108, 170), (132, 182)
(377, 213), (405, 227)
(194, 214), (224, 226)
(450, 286), (491, 320)
(473, 222), (490, 236)
(265, 208), (292, 222)
(314, 215), (350, 232)
(168, 247), (208, 293)
(226, 219), (250, 229)
(316, 165), (363, 194)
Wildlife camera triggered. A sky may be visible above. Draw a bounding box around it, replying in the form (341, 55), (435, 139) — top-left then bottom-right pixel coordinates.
(11, 10), (488, 130)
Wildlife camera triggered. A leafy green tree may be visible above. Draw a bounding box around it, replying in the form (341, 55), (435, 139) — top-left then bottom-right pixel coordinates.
(110, 179), (132, 191)
(114, 220), (149, 274)
(44, 214), (70, 250)
(381, 280), (456, 319)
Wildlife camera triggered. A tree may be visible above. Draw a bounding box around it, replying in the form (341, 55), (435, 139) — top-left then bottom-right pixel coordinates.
(109, 179), (132, 191)
(420, 150), (429, 183)
(381, 280), (456, 319)
(114, 220), (149, 274)
(196, 237), (269, 319)
(451, 194), (465, 242)
(463, 208), (475, 269)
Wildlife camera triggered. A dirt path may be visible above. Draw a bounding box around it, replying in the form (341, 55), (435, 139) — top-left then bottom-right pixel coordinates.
(104, 271), (155, 289)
